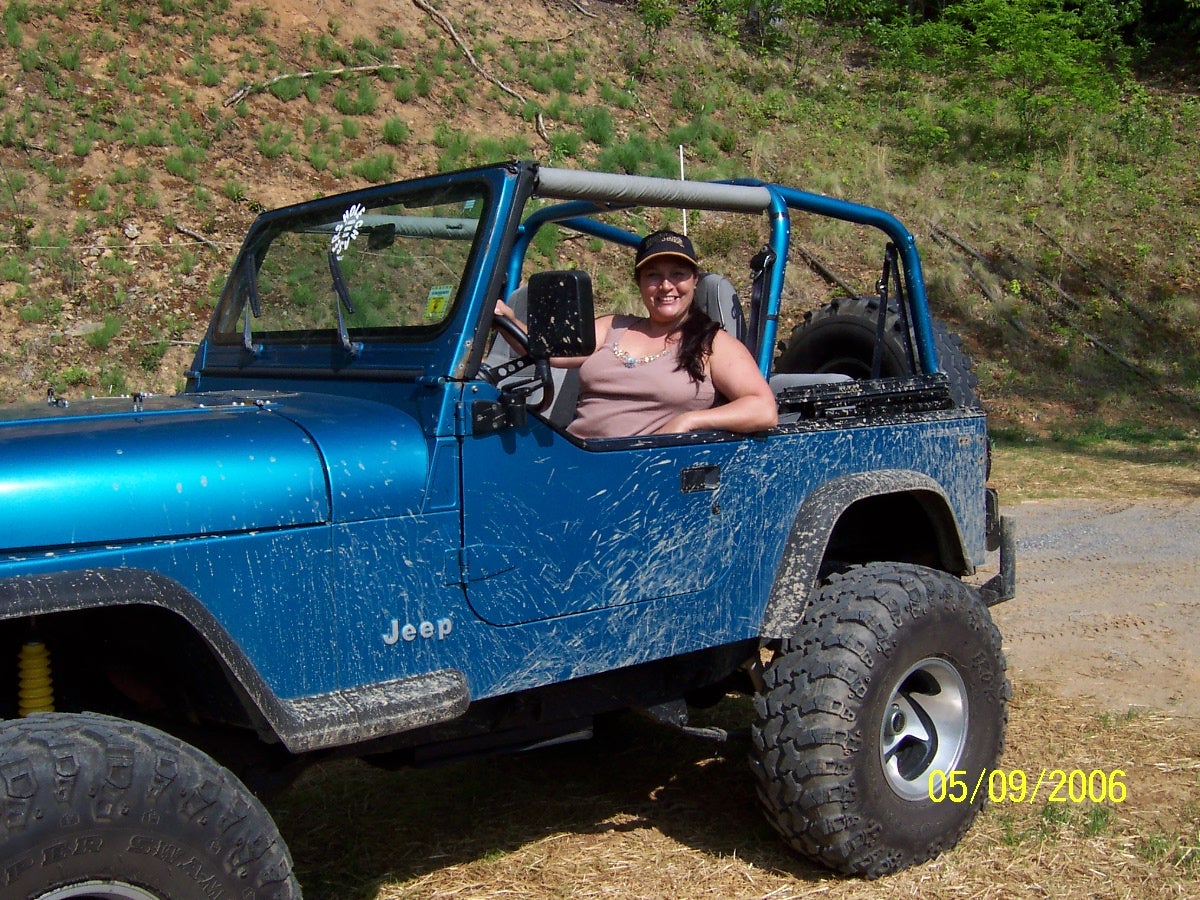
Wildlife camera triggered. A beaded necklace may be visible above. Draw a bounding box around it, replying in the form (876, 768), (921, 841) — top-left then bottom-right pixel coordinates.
(612, 339), (671, 368)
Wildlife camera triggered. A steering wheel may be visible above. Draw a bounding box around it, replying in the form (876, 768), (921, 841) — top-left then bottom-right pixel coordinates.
(482, 316), (536, 385)
(483, 314), (555, 414)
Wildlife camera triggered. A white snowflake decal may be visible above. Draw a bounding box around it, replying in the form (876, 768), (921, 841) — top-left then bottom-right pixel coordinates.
(330, 203), (365, 260)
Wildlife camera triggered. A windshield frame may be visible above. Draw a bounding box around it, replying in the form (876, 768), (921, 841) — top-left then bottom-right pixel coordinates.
(211, 183), (491, 350)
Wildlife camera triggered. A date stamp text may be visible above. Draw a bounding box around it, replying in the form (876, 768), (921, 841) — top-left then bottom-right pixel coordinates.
(928, 768), (1127, 804)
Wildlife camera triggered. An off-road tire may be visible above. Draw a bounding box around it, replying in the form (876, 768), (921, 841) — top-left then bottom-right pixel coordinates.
(777, 296), (980, 408)
(0, 712), (301, 899)
(750, 563), (1009, 877)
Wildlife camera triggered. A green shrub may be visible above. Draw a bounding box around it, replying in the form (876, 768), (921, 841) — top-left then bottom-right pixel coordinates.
(19, 296), (60, 324)
(638, 0), (678, 34)
(57, 365), (91, 388)
(85, 314), (122, 350)
(579, 107), (614, 146)
(0, 255), (29, 284)
(333, 77), (378, 116)
(873, 0), (1130, 152)
(394, 79), (416, 102)
(98, 362), (128, 396)
(257, 123), (292, 158)
(382, 117), (410, 145)
(597, 134), (678, 177)
(351, 152), (394, 183)
(139, 340), (169, 373)
(547, 130), (582, 161)
(269, 76), (305, 102)
(433, 125), (472, 169)
(598, 83), (637, 110)
(308, 144), (333, 172)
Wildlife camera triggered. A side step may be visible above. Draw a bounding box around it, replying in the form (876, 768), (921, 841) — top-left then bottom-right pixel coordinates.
(640, 698), (729, 742)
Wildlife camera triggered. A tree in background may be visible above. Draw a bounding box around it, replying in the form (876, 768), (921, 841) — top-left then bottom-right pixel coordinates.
(856, 0), (1139, 156)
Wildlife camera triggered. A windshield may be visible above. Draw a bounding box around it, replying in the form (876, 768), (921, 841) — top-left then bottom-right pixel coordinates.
(212, 182), (489, 349)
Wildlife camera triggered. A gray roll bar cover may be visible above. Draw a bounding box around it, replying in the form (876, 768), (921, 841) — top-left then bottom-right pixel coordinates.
(534, 166), (774, 213)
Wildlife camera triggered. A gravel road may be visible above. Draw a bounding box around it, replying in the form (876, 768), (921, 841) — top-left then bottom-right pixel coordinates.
(989, 498), (1200, 719)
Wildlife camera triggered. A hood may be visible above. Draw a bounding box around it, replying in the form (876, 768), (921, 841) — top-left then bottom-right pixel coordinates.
(0, 391), (430, 553)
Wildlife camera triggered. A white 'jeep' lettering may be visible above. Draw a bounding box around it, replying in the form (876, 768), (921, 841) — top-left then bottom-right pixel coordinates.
(383, 617), (453, 645)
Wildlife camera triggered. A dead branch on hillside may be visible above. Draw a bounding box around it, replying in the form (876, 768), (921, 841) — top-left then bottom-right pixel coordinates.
(562, 0), (599, 18)
(508, 31), (578, 43)
(933, 223), (1169, 389)
(223, 64), (404, 108)
(930, 223), (1003, 303)
(1031, 222), (1158, 329)
(930, 224), (996, 291)
(223, 0), (530, 111)
(1003, 249), (1157, 381)
(926, 229), (1003, 307)
(412, 0), (526, 106)
(793, 244), (861, 298)
(630, 91), (667, 135)
(174, 225), (221, 252)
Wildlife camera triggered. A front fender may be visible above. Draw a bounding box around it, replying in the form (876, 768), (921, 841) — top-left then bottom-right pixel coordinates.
(0, 569), (468, 753)
(759, 470), (971, 638)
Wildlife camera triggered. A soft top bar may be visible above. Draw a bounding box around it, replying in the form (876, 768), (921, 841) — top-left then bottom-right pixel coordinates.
(534, 166), (773, 213)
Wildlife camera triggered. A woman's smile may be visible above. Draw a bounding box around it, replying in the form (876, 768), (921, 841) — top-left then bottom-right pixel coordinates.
(638, 261), (696, 326)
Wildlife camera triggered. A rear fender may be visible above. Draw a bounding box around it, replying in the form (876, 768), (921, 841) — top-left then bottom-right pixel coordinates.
(760, 470), (971, 639)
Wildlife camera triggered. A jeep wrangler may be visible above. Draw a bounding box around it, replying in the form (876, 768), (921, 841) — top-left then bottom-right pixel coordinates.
(0, 160), (1014, 897)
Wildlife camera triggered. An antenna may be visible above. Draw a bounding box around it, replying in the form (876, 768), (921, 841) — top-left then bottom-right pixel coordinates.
(679, 144), (688, 236)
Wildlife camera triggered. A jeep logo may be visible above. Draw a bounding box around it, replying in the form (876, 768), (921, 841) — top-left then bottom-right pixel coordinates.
(383, 617), (453, 645)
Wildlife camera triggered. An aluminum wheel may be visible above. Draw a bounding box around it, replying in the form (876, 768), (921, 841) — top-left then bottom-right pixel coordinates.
(880, 656), (969, 801)
(37, 883), (164, 900)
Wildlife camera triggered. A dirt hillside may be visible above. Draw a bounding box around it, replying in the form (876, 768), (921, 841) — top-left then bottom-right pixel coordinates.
(0, 0), (597, 400)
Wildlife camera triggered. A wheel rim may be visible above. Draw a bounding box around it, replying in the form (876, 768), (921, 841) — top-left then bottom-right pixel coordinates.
(36, 883), (165, 900)
(879, 656), (969, 801)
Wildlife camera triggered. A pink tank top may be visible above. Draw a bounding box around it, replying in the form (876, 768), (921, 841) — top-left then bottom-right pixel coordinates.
(567, 317), (716, 439)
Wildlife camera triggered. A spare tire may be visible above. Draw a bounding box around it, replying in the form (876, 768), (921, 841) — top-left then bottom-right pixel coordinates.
(777, 295), (980, 408)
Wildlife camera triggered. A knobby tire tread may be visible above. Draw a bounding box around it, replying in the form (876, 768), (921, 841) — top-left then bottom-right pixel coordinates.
(0, 711), (301, 899)
(750, 563), (1009, 878)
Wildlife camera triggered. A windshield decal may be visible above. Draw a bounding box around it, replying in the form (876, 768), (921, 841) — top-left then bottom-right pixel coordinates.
(425, 285), (453, 320)
(331, 203), (365, 260)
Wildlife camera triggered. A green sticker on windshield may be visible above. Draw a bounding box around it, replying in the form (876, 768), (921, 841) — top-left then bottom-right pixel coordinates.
(425, 284), (453, 319)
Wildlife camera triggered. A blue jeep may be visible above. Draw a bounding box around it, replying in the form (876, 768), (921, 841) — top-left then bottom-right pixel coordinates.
(0, 161), (1014, 896)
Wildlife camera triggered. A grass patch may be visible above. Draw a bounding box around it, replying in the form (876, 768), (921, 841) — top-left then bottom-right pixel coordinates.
(350, 152), (393, 183)
(84, 313), (121, 350)
(990, 432), (1200, 501)
(380, 117), (409, 145)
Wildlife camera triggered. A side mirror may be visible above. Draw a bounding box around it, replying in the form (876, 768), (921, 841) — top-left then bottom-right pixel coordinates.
(526, 270), (596, 360)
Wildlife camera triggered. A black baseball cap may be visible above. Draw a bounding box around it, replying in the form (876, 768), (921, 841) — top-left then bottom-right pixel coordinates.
(634, 230), (698, 271)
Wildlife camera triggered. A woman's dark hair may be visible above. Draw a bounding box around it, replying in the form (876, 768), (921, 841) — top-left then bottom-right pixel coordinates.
(675, 297), (720, 383)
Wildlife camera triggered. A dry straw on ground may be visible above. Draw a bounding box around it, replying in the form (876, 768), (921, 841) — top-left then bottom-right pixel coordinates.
(274, 681), (1199, 899)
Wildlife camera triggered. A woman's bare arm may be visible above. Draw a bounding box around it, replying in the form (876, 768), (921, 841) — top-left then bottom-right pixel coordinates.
(656, 330), (777, 434)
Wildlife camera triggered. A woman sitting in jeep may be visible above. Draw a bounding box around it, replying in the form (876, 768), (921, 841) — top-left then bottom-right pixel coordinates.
(494, 230), (777, 440)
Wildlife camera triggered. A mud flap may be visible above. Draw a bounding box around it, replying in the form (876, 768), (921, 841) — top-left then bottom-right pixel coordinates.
(980, 514), (1016, 606)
